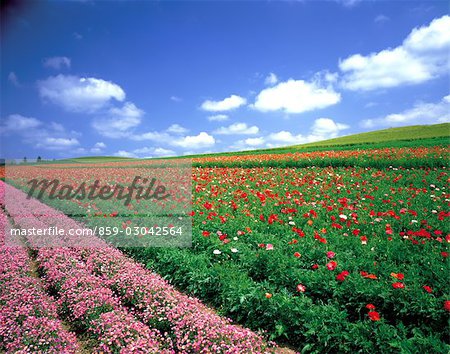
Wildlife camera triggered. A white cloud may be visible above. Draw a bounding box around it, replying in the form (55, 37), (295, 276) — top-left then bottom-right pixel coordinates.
(264, 73), (278, 86)
(114, 150), (136, 158)
(92, 102), (143, 138)
(267, 131), (305, 145)
(131, 130), (171, 142)
(36, 137), (79, 150)
(43, 56), (71, 70)
(265, 118), (349, 147)
(361, 95), (450, 128)
(1, 114), (81, 152)
(38, 75), (126, 112)
(243, 137), (265, 146)
(201, 94), (247, 111)
(8, 72), (20, 87)
(252, 79), (341, 114)
(374, 14), (390, 23)
(170, 96), (182, 102)
(133, 147), (175, 157)
(1, 114), (42, 132)
(337, 0), (361, 7)
(214, 122), (259, 135)
(166, 124), (189, 134)
(171, 132), (215, 149)
(311, 117), (349, 136)
(207, 114), (229, 122)
(340, 15), (450, 91)
(90, 142), (106, 154)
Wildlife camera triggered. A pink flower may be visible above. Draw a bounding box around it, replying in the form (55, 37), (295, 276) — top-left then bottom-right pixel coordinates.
(296, 284), (306, 292)
(266, 244), (274, 250)
(326, 251), (336, 259)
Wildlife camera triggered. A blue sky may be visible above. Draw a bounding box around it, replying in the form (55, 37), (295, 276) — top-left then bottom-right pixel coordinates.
(1, 0), (449, 159)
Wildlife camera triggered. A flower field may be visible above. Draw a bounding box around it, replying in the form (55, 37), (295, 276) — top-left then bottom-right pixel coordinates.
(1, 145), (450, 353)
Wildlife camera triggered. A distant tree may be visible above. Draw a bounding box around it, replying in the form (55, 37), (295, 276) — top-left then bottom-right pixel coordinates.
(37, 156), (42, 163)
(23, 157), (27, 164)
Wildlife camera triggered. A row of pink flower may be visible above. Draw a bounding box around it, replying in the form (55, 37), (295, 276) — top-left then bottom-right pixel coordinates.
(2, 181), (276, 353)
(1, 183), (171, 353)
(0, 209), (79, 353)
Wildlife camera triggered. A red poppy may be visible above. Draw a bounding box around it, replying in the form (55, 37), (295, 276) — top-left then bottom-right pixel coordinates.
(423, 285), (432, 293)
(390, 272), (404, 280)
(311, 264), (319, 270)
(366, 304), (376, 310)
(326, 261), (337, 271)
(336, 270), (349, 282)
(392, 282), (405, 289)
(294, 252), (301, 258)
(368, 311), (381, 321)
(444, 300), (450, 312)
(202, 231), (211, 237)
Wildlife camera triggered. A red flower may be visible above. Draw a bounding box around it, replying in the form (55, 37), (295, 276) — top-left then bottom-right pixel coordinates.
(441, 251), (449, 258)
(311, 264), (319, 270)
(326, 261), (337, 271)
(390, 272), (404, 280)
(423, 285), (432, 293)
(366, 303), (376, 310)
(444, 300), (450, 312)
(294, 252), (301, 258)
(336, 270), (350, 282)
(202, 230), (211, 237)
(326, 251), (336, 259)
(392, 282), (405, 289)
(203, 202), (213, 210)
(368, 311), (381, 321)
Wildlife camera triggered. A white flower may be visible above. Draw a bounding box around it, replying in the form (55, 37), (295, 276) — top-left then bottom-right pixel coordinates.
(233, 237), (238, 241)
(213, 249), (221, 255)
(231, 248), (238, 253)
(339, 214), (347, 220)
(288, 221), (295, 226)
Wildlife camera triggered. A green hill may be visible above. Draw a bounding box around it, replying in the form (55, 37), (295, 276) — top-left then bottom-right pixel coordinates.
(40, 123), (450, 163)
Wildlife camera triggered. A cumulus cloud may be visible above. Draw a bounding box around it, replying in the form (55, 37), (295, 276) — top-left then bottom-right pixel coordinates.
(311, 117), (350, 136)
(43, 56), (71, 70)
(114, 150), (136, 158)
(201, 94), (247, 111)
(90, 142), (106, 154)
(36, 137), (79, 150)
(170, 96), (182, 102)
(361, 95), (450, 128)
(1, 114), (81, 151)
(133, 147), (175, 157)
(374, 14), (389, 23)
(171, 132), (215, 149)
(243, 137), (265, 146)
(166, 124), (189, 134)
(38, 75), (126, 112)
(252, 79), (341, 114)
(8, 72), (20, 87)
(1, 114), (42, 132)
(340, 15), (450, 91)
(214, 122), (259, 135)
(264, 73), (278, 86)
(266, 118), (349, 147)
(92, 102), (143, 138)
(207, 114), (229, 122)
